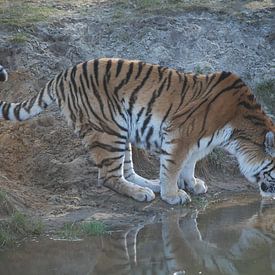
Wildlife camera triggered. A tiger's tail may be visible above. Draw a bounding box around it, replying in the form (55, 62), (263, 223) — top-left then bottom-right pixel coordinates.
(0, 65), (8, 82)
(0, 67), (56, 121)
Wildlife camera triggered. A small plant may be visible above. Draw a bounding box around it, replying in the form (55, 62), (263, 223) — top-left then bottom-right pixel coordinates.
(58, 220), (107, 240)
(194, 65), (203, 74)
(10, 33), (28, 44)
(0, 210), (44, 248)
(0, 225), (12, 247)
(10, 211), (29, 235)
(58, 222), (82, 240)
(0, 2), (57, 27)
(0, 190), (7, 203)
(81, 221), (106, 236)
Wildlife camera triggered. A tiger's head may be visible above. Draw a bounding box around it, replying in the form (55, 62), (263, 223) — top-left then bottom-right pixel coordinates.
(224, 84), (275, 198)
(256, 131), (275, 197)
(0, 65), (8, 82)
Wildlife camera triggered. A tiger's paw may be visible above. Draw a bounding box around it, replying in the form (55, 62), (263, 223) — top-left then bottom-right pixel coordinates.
(131, 187), (155, 202)
(127, 173), (160, 193)
(188, 178), (208, 195)
(161, 189), (191, 205)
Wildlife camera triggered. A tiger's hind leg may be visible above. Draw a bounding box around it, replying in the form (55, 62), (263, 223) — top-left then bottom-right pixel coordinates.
(85, 133), (155, 202)
(123, 143), (160, 193)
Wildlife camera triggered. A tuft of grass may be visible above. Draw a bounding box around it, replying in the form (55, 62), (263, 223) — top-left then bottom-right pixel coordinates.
(191, 196), (208, 209)
(0, 190), (7, 203)
(9, 33), (28, 44)
(0, 210), (44, 248)
(58, 220), (107, 240)
(0, 2), (58, 27)
(0, 226), (12, 247)
(81, 221), (106, 236)
(255, 79), (275, 115)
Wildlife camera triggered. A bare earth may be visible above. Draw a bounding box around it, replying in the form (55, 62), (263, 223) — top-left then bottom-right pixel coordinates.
(0, 1), (274, 230)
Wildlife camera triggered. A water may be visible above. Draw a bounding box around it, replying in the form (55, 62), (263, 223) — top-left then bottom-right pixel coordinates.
(0, 196), (274, 275)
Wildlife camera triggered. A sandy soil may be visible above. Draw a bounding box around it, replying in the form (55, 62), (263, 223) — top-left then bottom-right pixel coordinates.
(0, 0), (274, 229)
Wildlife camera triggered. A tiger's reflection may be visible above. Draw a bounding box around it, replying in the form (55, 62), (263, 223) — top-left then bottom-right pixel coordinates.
(92, 200), (274, 275)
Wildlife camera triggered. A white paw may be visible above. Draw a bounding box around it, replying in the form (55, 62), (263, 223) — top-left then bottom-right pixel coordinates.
(128, 173), (160, 193)
(161, 189), (191, 205)
(132, 187), (155, 202)
(189, 178), (208, 195)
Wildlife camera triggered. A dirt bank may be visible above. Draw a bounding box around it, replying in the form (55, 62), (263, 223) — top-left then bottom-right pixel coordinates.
(0, 1), (274, 233)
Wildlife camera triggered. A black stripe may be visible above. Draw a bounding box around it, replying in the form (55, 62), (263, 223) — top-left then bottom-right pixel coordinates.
(157, 66), (164, 81)
(135, 129), (140, 143)
(90, 74), (108, 121)
(58, 77), (65, 104)
(197, 131), (206, 147)
(46, 79), (54, 101)
(141, 115), (151, 135)
(160, 104), (173, 135)
(105, 59), (112, 83)
(64, 69), (69, 80)
(116, 59), (124, 78)
(14, 103), (22, 121)
(161, 164), (169, 171)
(82, 61), (90, 89)
(3, 103), (10, 120)
(165, 158), (176, 165)
(79, 75), (92, 118)
(125, 62), (134, 84)
(103, 175), (122, 185)
(98, 155), (124, 168)
(244, 114), (266, 127)
(107, 163), (123, 173)
(238, 101), (261, 110)
(135, 61), (143, 80)
(103, 73), (116, 115)
(67, 94), (76, 123)
(38, 88), (46, 108)
(176, 75), (188, 112)
(146, 127), (154, 149)
(199, 79), (245, 133)
(91, 142), (125, 152)
(113, 63), (135, 98)
(136, 107), (144, 123)
(128, 66), (153, 116)
(207, 133), (215, 146)
(167, 71), (172, 90)
(146, 78), (167, 116)
(209, 71), (232, 92)
(68, 82), (79, 116)
(93, 59), (99, 86)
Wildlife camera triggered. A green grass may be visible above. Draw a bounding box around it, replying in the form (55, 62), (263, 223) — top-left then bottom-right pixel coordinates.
(0, 210), (44, 248)
(58, 220), (107, 240)
(0, 190), (7, 203)
(0, 1), (58, 27)
(255, 79), (275, 115)
(9, 33), (28, 44)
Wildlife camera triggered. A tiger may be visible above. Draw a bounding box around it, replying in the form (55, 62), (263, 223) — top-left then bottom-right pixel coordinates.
(0, 58), (275, 205)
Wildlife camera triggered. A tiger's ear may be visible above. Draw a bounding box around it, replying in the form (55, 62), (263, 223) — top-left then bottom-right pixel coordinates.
(265, 131), (275, 157)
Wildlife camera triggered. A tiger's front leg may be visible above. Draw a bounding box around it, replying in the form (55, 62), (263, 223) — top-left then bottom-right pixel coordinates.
(178, 157), (208, 195)
(160, 143), (191, 205)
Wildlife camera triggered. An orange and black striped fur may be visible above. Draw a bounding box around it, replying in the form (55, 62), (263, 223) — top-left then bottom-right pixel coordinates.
(1, 58), (275, 204)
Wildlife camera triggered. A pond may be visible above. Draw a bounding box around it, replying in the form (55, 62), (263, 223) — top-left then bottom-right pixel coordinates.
(0, 195), (274, 275)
